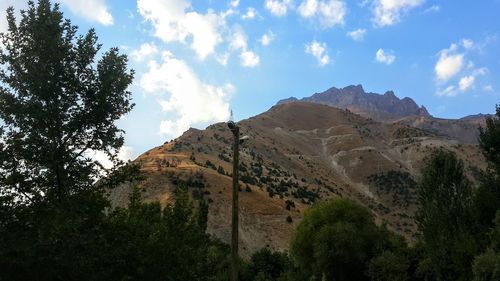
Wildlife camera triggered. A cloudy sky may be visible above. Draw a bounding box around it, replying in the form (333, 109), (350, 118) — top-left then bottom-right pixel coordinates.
(1, 0), (499, 159)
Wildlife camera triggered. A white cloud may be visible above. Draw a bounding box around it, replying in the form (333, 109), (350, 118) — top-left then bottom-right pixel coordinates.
(462, 38), (474, 49)
(240, 51), (260, 67)
(229, 28), (248, 50)
(265, 0), (294, 17)
(472, 67), (488, 76)
(375, 48), (396, 65)
(140, 51), (233, 138)
(242, 7), (258, 19)
(373, 0), (425, 27)
(118, 146), (137, 162)
(459, 75), (475, 91)
(298, 0), (346, 28)
(437, 85), (457, 97)
(216, 52), (230, 66)
(260, 31), (276, 46)
(484, 85), (494, 92)
(137, 0), (225, 60)
(229, 27), (261, 67)
(346, 28), (367, 41)
(435, 44), (464, 82)
(434, 40), (490, 96)
(220, 8), (236, 18)
(424, 5), (440, 13)
(298, 0), (318, 17)
(87, 146), (137, 170)
(59, 0), (113, 25)
(130, 42), (159, 62)
(359, 0), (370, 7)
(456, 67), (487, 92)
(305, 40), (330, 66)
(230, 0), (240, 8)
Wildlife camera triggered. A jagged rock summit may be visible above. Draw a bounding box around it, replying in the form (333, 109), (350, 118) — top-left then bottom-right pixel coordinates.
(277, 84), (430, 121)
(109, 99), (486, 256)
(277, 85), (488, 143)
(109, 84), (491, 256)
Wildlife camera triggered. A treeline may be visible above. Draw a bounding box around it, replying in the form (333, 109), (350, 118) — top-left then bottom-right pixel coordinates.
(228, 109), (500, 281)
(1, 1), (500, 281)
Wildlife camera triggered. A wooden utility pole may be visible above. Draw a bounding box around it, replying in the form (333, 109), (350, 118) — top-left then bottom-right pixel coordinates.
(229, 123), (240, 281)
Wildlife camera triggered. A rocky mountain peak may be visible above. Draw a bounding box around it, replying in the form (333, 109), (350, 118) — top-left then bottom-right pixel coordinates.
(277, 85), (431, 122)
(343, 84), (365, 93)
(384, 91), (397, 98)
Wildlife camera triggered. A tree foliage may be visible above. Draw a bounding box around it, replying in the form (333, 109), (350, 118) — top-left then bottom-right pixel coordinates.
(0, 0), (134, 203)
(242, 248), (291, 281)
(290, 198), (406, 281)
(416, 150), (478, 280)
(367, 251), (409, 281)
(0, 184), (228, 281)
(475, 107), (500, 233)
(479, 106), (500, 173)
(4, 2), (500, 281)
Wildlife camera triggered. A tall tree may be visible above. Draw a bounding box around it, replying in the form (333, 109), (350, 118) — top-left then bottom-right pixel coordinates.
(479, 106), (500, 173)
(416, 150), (477, 281)
(0, 0), (134, 203)
(475, 106), (500, 232)
(472, 212), (500, 281)
(290, 198), (382, 281)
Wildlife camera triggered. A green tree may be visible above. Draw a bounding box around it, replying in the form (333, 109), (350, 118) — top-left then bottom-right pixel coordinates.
(241, 248), (291, 281)
(0, 0), (134, 203)
(416, 150), (477, 280)
(368, 251), (409, 281)
(290, 198), (382, 281)
(0, 189), (110, 280)
(475, 106), (500, 234)
(479, 106), (500, 173)
(100, 185), (221, 281)
(472, 212), (500, 281)
(473, 249), (500, 281)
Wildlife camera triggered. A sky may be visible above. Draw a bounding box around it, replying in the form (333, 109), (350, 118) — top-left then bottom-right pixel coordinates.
(1, 0), (499, 160)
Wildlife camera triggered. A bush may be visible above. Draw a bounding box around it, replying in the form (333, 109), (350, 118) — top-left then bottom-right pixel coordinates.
(291, 198), (383, 280)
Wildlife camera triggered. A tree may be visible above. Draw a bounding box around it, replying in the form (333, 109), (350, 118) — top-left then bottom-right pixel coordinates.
(473, 249), (500, 281)
(472, 212), (500, 281)
(242, 248), (291, 281)
(475, 107), (500, 233)
(100, 185), (219, 281)
(479, 106), (500, 173)
(368, 251), (409, 281)
(416, 150), (477, 281)
(0, 0), (134, 203)
(290, 198), (381, 281)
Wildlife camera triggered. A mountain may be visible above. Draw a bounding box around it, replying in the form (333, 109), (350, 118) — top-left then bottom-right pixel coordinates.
(109, 101), (485, 256)
(277, 85), (430, 121)
(460, 113), (494, 122)
(278, 85), (488, 143)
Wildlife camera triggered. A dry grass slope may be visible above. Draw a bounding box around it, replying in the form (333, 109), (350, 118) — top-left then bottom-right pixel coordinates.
(109, 102), (485, 256)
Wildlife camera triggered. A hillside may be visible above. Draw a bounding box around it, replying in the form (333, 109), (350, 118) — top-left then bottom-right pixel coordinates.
(278, 85), (487, 143)
(109, 102), (485, 255)
(277, 85), (430, 121)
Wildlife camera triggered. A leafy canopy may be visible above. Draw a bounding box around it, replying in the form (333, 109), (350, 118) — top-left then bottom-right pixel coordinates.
(416, 150), (477, 281)
(0, 0), (134, 203)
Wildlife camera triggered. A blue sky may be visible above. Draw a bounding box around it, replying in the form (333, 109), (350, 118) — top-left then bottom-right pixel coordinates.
(1, 0), (499, 159)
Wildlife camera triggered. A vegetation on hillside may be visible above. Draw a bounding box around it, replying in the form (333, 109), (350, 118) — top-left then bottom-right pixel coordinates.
(1, 1), (500, 281)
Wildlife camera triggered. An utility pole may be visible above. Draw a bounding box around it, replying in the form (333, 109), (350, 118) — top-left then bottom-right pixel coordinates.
(228, 121), (239, 281)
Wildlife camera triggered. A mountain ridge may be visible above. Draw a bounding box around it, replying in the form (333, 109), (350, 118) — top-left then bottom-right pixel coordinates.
(277, 84), (430, 122)
(277, 85), (488, 143)
(109, 100), (486, 256)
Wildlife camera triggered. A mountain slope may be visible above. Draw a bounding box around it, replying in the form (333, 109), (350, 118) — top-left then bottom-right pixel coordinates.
(277, 85), (430, 121)
(278, 85), (487, 143)
(109, 102), (485, 255)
